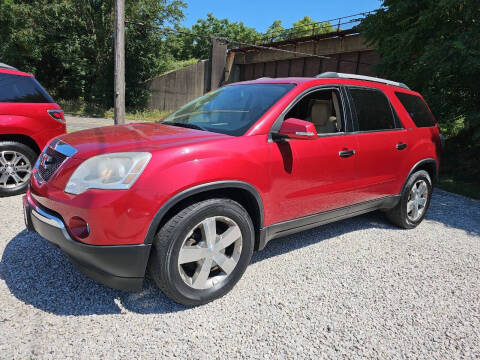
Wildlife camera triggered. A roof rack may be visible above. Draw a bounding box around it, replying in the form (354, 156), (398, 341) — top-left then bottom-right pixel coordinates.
(0, 63), (18, 71)
(315, 72), (409, 89)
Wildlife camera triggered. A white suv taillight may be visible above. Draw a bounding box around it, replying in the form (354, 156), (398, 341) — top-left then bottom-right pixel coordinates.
(47, 109), (65, 123)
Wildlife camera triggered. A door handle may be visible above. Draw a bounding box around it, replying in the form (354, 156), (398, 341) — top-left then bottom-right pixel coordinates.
(339, 149), (355, 158)
(396, 143), (407, 150)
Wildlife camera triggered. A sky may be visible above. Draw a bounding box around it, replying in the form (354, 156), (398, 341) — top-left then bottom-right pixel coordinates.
(182, 0), (383, 32)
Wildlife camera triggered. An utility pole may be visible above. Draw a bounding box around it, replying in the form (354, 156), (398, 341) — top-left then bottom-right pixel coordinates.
(114, 0), (125, 124)
(209, 37), (228, 91)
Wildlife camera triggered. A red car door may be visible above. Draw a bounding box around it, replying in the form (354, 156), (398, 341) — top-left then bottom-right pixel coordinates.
(267, 86), (360, 224)
(346, 86), (410, 202)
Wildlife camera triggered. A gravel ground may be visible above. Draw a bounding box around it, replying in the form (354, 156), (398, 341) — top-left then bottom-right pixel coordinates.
(0, 189), (479, 359)
(65, 115), (140, 132)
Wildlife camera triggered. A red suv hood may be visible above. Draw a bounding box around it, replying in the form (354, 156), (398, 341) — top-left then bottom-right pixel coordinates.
(57, 122), (229, 159)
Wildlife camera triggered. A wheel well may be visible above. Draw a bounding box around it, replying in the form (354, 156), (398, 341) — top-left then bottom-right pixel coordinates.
(413, 161), (437, 184)
(0, 134), (40, 154)
(156, 188), (263, 250)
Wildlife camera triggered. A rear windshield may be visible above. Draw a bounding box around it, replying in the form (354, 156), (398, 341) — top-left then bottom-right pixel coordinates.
(162, 83), (295, 136)
(395, 92), (435, 127)
(0, 73), (54, 103)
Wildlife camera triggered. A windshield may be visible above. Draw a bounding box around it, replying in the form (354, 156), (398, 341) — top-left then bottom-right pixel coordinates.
(162, 83), (295, 136)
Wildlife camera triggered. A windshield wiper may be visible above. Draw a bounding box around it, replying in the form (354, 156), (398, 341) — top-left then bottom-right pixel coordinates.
(164, 122), (207, 131)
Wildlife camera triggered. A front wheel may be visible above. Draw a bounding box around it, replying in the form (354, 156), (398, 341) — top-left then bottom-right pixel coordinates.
(386, 170), (432, 229)
(149, 198), (255, 306)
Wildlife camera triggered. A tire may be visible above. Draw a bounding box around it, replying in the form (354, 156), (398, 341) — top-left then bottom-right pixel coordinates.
(0, 141), (37, 197)
(149, 198), (255, 306)
(386, 170), (432, 229)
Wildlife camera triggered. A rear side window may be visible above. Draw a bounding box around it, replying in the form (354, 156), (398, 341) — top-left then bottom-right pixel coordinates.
(395, 92), (435, 127)
(0, 73), (54, 103)
(349, 88), (396, 131)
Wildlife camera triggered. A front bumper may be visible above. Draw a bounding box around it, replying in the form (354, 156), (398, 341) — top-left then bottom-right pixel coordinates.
(23, 192), (151, 291)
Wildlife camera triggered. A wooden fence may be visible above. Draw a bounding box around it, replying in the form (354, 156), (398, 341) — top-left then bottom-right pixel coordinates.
(146, 60), (210, 111)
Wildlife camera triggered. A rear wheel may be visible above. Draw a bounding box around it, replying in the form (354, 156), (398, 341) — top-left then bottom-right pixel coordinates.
(386, 170), (432, 229)
(149, 198), (254, 306)
(0, 141), (36, 197)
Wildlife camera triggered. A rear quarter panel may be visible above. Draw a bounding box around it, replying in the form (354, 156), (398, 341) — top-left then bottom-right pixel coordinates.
(387, 88), (441, 188)
(0, 102), (65, 149)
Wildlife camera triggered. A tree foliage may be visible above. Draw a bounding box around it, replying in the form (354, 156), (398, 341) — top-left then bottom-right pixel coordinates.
(167, 14), (336, 61)
(263, 17), (334, 42)
(360, 0), (480, 142)
(167, 13), (260, 61)
(265, 20), (285, 39)
(0, 0), (186, 108)
(291, 16), (334, 38)
(1, 3), (342, 110)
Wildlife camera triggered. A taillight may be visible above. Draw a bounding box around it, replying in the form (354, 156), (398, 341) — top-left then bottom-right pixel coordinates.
(47, 109), (65, 123)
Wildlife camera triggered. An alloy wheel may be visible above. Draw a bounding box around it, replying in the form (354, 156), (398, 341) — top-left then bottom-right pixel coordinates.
(406, 179), (428, 222)
(178, 216), (243, 290)
(0, 151), (32, 189)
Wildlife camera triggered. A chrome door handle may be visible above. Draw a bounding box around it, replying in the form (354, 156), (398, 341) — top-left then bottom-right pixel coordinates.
(339, 149), (355, 158)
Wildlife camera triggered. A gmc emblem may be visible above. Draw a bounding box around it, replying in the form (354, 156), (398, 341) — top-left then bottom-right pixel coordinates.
(40, 153), (53, 169)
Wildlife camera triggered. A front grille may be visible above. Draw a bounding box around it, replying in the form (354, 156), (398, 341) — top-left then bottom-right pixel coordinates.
(37, 146), (67, 181)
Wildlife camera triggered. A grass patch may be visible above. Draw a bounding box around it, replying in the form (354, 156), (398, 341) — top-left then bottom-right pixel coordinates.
(437, 175), (480, 200)
(59, 99), (170, 122)
(59, 99), (107, 118)
(436, 133), (480, 199)
(158, 58), (201, 77)
(103, 109), (171, 122)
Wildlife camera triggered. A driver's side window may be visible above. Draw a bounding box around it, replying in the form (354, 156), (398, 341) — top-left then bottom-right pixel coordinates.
(285, 88), (344, 135)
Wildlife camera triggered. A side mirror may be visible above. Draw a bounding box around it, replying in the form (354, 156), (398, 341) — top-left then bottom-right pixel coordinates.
(276, 118), (317, 140)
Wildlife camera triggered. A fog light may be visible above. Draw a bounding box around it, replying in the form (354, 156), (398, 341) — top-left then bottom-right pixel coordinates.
(68, 216), (90, 239)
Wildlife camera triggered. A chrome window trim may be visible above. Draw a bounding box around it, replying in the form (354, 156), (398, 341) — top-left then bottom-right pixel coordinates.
(269, 85), (351, 141)
(346, 85), (404, 132)
(349, 128), (408, 135)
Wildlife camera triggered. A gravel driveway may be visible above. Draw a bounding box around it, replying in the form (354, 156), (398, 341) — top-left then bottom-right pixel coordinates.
(0, 189), (479, 359)
(65, 115), (140, 132)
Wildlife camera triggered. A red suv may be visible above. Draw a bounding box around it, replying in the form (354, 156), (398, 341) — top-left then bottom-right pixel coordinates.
(0, 63), (66, 196)
(24, 72), (442, 305)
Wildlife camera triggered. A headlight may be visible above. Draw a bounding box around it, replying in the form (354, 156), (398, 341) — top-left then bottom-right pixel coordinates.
(65, 152), (151, 195)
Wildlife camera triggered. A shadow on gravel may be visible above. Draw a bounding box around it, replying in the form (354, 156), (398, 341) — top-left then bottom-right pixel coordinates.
(252, 210), (396, 264)
(0, 230), (185, 316)
(425, 189), (480, 237)
(1, 191), (477, 316)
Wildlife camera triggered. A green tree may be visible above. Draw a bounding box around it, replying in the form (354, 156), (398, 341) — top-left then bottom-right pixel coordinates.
(0, 0), (186, 109)
(265, 20), (285, 41)
(359, 0), (480, 142)
(168, 13), (260, 61)
(291, 16), (334, 38)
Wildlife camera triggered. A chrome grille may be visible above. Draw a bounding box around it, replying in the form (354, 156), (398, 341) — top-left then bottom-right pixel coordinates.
(35, 139), (77, 182)
(37, 147), (67, 181)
